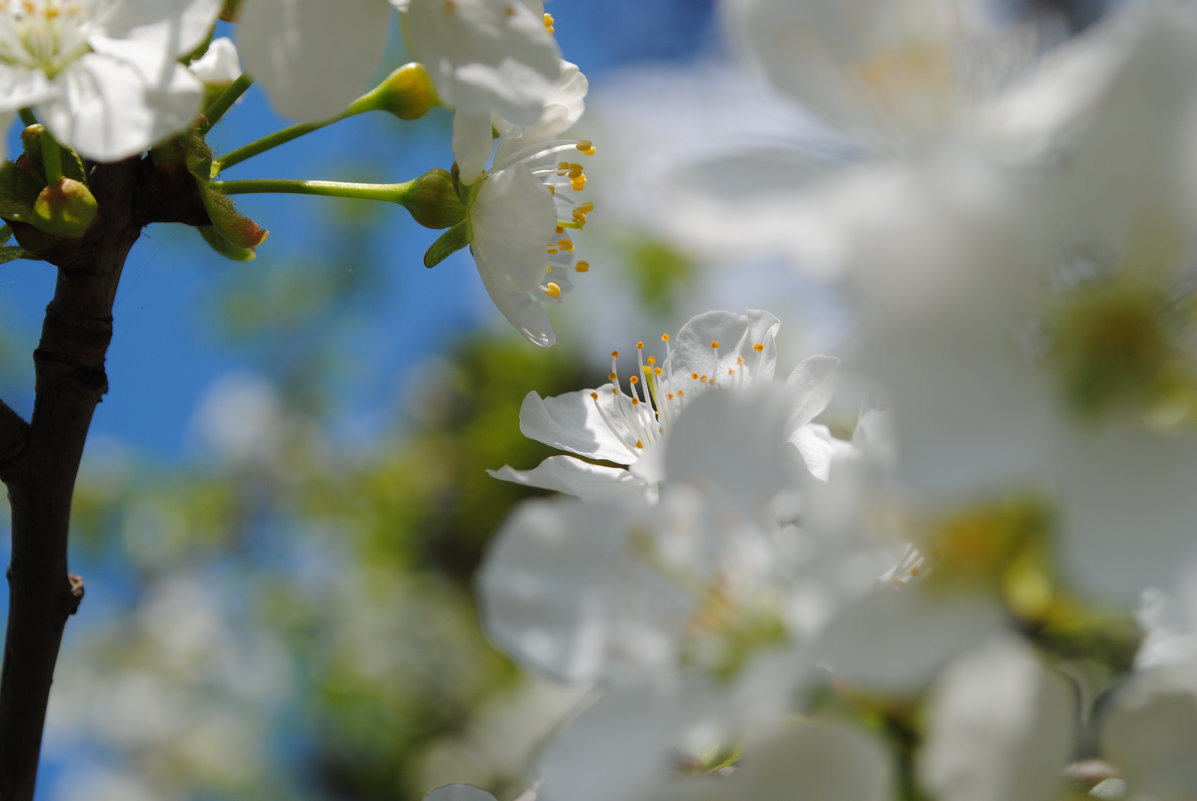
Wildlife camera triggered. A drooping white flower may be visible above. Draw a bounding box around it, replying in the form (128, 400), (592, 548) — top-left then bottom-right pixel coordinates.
(188, 36), (240, 88)
(466, 138), (595, 347)
(490, 309), (842, 497)
(0, 0), (221, 161)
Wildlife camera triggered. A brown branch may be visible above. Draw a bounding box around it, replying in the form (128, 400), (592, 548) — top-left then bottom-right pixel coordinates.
(0, 158), (143, 801)
(0, 403), (27, 469)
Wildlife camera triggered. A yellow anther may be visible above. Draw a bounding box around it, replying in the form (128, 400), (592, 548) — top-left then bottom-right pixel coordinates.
(646, 356), (656, 365)
(635, 439), (644, 449)
(571, 177), (587, 191)
(575, 261), (590, 273)
(555, 225), (565, 234)
(546, 248), (559, 255)
(557, 239), (574, 252)
(611, 350), (620, 358)
(677, 389), (685, 397)
(608, 371), (618, 381)
(636, 341), (645, 349)
(661, 333), (670, 342)
(654, 367), (663, 376)
(691, 372), (699, 380)
(590, 391), (599, 400)
(548, 185), (557, 195)
(629, 375), (639, 384)
(568, 163), (584, 177)
(631, 397), (640, 406)
(543, 282), (562, 299)
(728, 368), (735, 375)
(543, 12), (555, 33)
(667, 393), (675, 400)
(711, 341), (720, 349)
(753, 343), (764, 352)
(737, 356), (745, 364)
(558, 161), (571, 170)
(546, 264), (552, 273)
(700, 375), (709, 382)
(576, 140), (595, 154)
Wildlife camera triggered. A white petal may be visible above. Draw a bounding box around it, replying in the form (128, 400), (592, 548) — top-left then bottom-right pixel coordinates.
(494, 60), (587, 164)
(452, 108), (495, 185)
(488, 455), (646, 502)
(817, 585), (1006, 696)
(189, 37), (241, 85)
(669, 309), (781, 384)
(515, 388), (640, 465)
(735, 720), (893, 801)
(473, 264), (556, 347)
(40, 54), (203, 161)
(785, 354), (840, 429)
(478, 497), (693, 683)
(919, 636), (1075, 801)
(423, 785), (497, 801)
(90, 0), (222, 57)
(0, 65), (54, 111)
(408, 0), (560, 125)
(1056, 424), (1197, 607)
(1102, 662), (1197, 799)
(239, 0), (392, 120)
(663, 382), (798, 511)
(471, 165), (556, 291)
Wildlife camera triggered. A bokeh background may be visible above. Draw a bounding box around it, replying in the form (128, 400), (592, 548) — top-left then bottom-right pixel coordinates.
(0, 0), (1102, 798)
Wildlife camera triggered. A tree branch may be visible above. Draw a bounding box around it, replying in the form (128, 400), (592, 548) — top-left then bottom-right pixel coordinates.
(0, 158), (143, 801)
(0, 402), (27, 469)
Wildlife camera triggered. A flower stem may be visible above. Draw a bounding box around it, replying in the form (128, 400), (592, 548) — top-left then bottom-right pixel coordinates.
(213, 178), (414, 204)
(215, 87), (387, 173)
(17, 108), (37, 127)
(40, 135), (63, 185)
(199, 74), (254, 134)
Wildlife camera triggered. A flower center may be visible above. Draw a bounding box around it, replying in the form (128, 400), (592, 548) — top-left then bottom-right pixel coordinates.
(590, 333), (767, 458)
(0, 0), (92, 77)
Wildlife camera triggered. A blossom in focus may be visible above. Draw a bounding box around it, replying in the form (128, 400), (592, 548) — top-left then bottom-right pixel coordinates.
(464, 138), (595, 347)
(490, 309), (842, 498)
(0, 0), (221, 161)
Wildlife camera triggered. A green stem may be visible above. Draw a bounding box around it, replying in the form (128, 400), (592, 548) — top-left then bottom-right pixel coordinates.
(17, 109), (37, 128)
(216, 87), (386, 173)
(199, 74), (254, 134)
(213, 178), (414, 204)
(40, 135), (63, 185)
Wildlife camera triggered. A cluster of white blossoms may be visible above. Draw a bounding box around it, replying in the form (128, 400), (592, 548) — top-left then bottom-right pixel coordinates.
(423, 3), (1197, 801)
(0, 0), (595, 346)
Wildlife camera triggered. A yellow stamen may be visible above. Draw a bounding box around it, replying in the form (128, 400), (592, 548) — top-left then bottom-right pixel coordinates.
(543, 12), (555, 34)
(544, 282), (561, 299)
(575, 261), (590, 273)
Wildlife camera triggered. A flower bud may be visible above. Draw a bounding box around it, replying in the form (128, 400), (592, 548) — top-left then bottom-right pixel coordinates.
(400, 168), (466, 229)
(370, 63), (439, 120)
(32, 178), (98, 239)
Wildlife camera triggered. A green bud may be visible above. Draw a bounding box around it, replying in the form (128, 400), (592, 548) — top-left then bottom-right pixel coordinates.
(369, 63), (439, 120)
(32, 178), (97, 239)
(400, 168), (466, 229)
(20, 124), (45, 162)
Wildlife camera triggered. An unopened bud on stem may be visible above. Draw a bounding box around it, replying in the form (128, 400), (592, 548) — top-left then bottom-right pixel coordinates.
(32, 178), (97, 239)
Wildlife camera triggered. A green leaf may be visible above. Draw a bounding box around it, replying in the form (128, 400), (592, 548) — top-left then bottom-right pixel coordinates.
(181, 130), (269, 259)
(424, 221), (469, 268)
(198, 225), (257, 261)
(0, 161), (43, 223)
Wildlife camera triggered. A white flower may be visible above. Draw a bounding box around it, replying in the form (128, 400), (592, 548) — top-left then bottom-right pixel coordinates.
(919, 636), (1076, 801)
(237, 0), (396, 120)
(467, 138), (595, 347)
(0, 0), (221, 161)
(490, 309), (843, 496)
(406, 0), (563, 183)
(188, 36), (239, 88)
